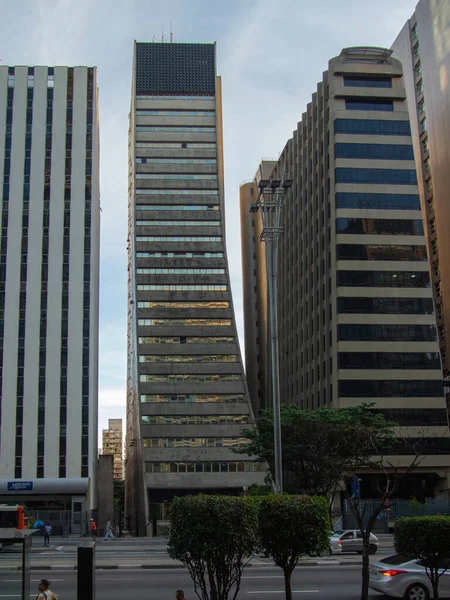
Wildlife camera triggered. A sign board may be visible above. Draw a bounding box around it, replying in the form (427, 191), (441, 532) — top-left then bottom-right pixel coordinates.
(7, 482), (33, 492)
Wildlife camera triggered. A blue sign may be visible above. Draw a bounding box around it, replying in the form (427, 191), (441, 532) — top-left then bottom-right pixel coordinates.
(7, 481), (33, 492)
(350, 476), (360, 499)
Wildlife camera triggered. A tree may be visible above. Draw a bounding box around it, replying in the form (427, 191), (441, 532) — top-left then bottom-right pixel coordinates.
(237, 404), (397, 523)
(258, 495), (330, 600)
(395, 516), (450, 600)
(167, 495), (258, 600)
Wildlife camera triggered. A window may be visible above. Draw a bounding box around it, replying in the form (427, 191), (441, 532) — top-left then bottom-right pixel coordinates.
(338, 352), (441, 370)
(138, 301), (228, 309)
(345, 98), (393, 111)
(418, 99), (425, 115)
(135, 142), (216, 149)
(413, 44), (420, 58)
(335, 143), (414, 160)
(336, 218), (424, 236)
(337, 297), (434, 315)
(136, 268), (225, 275)
(338, 324), (437, 342)
(335, 168), (417, 185)
(430, 218), (436, 234)
(335, 192), (420, 210)
(140, 394), (244, 403)
(415, 62), (422, 77)
(140, 374), (242, 384)
(136, 220), (220, 227)
(145, 460), (259, 473)
(343, 75), (392, 88)
(136, 109), (215, 116)
(139, 335), (234, 344)
(337, 270), (430, 288)
(136, 157), (217, 164)
(336, 244), (427, 262)
(136, 251), (223, 259)
(136, 205), (219, 212)
(420, 118), (427, 133)
(136, 236), (222, 243)
(141, 414), (248, 425)
(372, 409), (447, 427)
(139, 355), (238, 363)
(137, 284), (227, 291)
(416, 80), (424, 95)
(138, 318), (231, 326)
(338, 380), (443, 398)
(136, 125), (215, 132)
(136, 173), (217, 180)
(334, 119), (411, 136)
(136, 189), (219, 195)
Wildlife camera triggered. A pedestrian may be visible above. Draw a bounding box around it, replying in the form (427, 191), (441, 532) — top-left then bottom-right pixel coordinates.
(176, 590), (186, 600)
(36, 578), (58, 599)
(43, 522), (52, 547)
(90, 518), (97, 541)
(104, 518), (116, 540)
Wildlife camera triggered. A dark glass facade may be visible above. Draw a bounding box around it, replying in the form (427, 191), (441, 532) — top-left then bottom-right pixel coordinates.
(336, 244), (427, 261)
(336, 218), (424, 235)
(337, 270), (430, 288)
(339, 380), (444, 398)
(335, 143), (414, 160)
(338, 324), (437, 342)
(337, 297), (434, 315)
(335, 168), (418, 185)
(334, 118), (411, 135)
(335, 192), (420, 210)
(338, 351), (441, 369)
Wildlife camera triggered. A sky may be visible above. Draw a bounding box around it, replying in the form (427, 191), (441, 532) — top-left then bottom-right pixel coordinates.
(1, 0), (418, 442)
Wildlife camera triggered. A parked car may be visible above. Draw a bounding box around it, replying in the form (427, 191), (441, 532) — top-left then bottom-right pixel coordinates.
(369, 554), (450, 599)
(326, 529), (379, 555)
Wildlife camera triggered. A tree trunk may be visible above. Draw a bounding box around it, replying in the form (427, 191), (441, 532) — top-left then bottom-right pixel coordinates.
(360, 536), (370, 600)
(283, 568), (293, 600)
(431, 570), (440, 600)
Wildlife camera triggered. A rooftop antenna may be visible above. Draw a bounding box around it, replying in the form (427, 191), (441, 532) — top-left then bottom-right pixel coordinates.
(162, 26), (165, 43)
(170, 21), (173, 43)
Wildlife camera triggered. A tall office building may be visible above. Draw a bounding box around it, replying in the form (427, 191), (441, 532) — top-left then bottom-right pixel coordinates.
(126, 42), (264, 535)
(0, 66), (100, 529)
(102, 418), (123, 480)
(241, 47), (450, 498)
(392, 0), (450, 379)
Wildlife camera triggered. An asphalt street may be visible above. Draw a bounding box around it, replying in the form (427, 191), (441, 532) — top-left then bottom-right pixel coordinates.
(0, 566), (388, 599)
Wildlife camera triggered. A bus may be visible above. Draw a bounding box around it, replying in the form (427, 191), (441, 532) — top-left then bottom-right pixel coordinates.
(0, 505), (26, 530)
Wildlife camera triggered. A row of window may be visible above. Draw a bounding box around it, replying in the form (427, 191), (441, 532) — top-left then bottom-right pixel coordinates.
(139, 374), (241, 383)
(372, 409), (448, 426)
(138, 318), (231, 326)
(338, 380), (443, 398)
(136, 110), (215, 116)
(136, 158), (217, 164)
(141, 414), (248, 425)
(145, 461), (260, 473)
(335, 143), (414, 161)
(343, 75), (392, 88)
(136, 268), (225, 275)
(136, 220), (220, 227)
(337, 270), (430, 288)
(337, 297), (434, 315)
(338, 324), (437, 342)
(345, 98), (393, 111)
(336, 218), (424, 236)
(136, 173), (217, 180)
(334, 119), (411, 136)
(335, 168), (417, 185)
(136, 252), (223, 259)
(136, 189), (219, 195)
(139, 336), (234, 344)
(135, 142), (216, 149)
(137, 95), (214, 100)
(136, 236), (222, 242)
(139, 354), (238, 363)
(137, 284), (227, 291)
(143, 436), (248, 447)
(136, 126), (215, 132)
(338, 352), (441, 370)
(135, 205), (219, 211)
(336, 244), (427, 262)
(140, 394), (244, 403)
(335, 192), (420, 210)
(137, 302), (229, 310)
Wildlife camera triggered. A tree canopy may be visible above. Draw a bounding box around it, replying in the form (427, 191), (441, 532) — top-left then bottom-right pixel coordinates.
(237, 404), (397, 496)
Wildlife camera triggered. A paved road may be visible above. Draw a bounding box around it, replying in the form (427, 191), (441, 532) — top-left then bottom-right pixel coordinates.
(0, 565), (387, 599)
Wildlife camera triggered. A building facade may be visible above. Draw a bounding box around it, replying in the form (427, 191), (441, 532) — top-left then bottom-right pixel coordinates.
(392, 0), (450, 379)
(0, 66), (100, 530)
(102, 418), (123, 480)
(126, 42), (264, 535)
(241, 47), (450, 499)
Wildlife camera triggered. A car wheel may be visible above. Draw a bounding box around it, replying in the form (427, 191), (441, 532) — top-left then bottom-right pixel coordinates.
(319, 548), (331, 557)
(404, 583), (429, 600)
(369, 544), (377, 555)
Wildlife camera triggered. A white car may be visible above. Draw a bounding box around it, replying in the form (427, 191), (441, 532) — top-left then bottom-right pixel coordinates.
(327, 529), (379, 555)
(370, 554), (450, 599)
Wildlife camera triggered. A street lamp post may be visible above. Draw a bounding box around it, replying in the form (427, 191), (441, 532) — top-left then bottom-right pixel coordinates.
(250, 178), (293, 494)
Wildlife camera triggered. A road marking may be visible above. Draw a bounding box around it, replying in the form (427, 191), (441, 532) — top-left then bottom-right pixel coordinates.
(247, 591), (319, 594)
(243, 576), (284, 579)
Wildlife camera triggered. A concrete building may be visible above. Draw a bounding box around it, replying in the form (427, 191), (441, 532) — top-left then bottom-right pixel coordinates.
(241, 47), (450, 499)
(102, 418), (123, 480)
(392, 0), (450, 380)
(0, 66), (100, 530)
(126, 41), (264, 535)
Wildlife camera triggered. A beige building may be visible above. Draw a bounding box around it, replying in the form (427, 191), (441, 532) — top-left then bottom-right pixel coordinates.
(392, 0), (450, 380)
(241, 47), (450, 499)
(102, 419), (123, 480)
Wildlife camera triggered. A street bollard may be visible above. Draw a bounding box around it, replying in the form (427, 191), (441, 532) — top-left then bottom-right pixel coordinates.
(77, 542), (95, 600)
